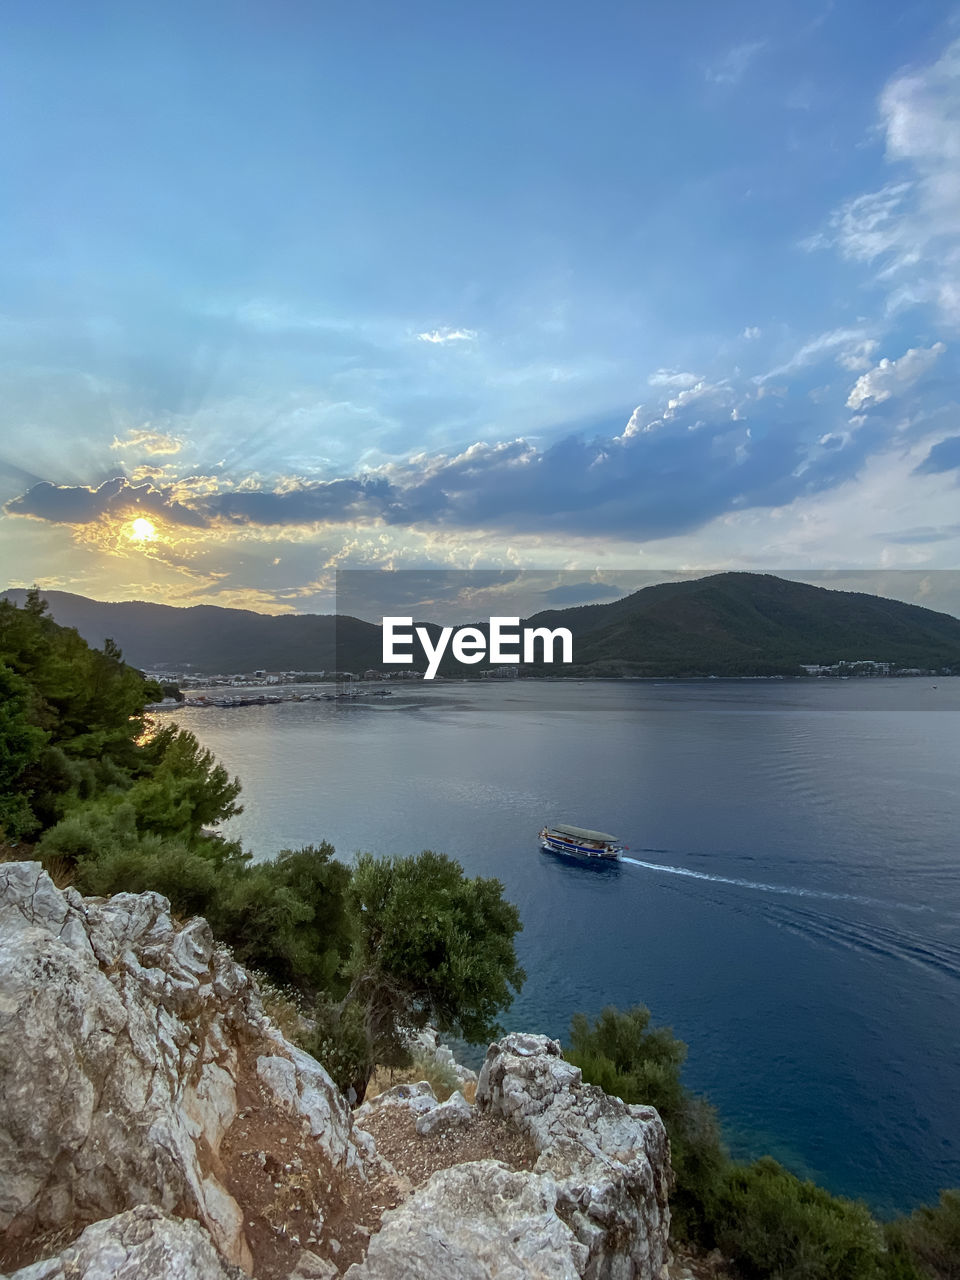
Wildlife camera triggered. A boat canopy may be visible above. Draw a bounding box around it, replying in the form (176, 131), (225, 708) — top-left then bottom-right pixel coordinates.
(548, 823), (620, 843)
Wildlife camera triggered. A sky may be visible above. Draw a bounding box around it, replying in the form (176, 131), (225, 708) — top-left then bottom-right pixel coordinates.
(2, 0), (960, 616)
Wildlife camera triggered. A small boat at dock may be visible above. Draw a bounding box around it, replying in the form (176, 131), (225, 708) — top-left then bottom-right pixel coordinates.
(538, 823), (625, 862)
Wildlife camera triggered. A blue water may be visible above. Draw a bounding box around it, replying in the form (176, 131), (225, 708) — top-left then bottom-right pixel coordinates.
(168, 678), (960, 1216)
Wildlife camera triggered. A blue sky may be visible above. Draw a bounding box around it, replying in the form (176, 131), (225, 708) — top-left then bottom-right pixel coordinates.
(2, 0), (960, 614)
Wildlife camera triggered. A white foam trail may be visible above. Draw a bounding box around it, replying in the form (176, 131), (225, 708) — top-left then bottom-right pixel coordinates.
(620, 856), (908, 908)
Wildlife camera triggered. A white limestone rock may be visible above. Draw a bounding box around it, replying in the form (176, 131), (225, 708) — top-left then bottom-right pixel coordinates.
(354, 1080), (439, 1124)
(476, 1033), (671, 1280)
(5, 1205), (243, 1280)
(344, 1161), (588, 1280)
(414, 1089), (472, 1137)
(0, 862), (363, 1272)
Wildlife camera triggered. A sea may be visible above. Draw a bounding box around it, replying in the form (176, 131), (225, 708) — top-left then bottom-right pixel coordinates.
(166, 677), (960, 1217)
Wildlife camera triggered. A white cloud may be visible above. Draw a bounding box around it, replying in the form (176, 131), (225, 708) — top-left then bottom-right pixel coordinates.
(617, 406), (650, 439)
(742, 326), (762, 340)
(110, 428), (183, 456)
(647, 368), (701, 388)
(836, 337), (879, 371)
(758, 327), (879, 380)
(417, 328), (478, 345)
(663, 380), (733, 419)
(845, 342), (946, 410)
(809, 39), (960, 325)
(706, 41), (767, 87)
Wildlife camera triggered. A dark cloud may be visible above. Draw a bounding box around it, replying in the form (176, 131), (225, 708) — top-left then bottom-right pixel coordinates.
(4, 478), (209, 527)
(1, 403), (889, 542)
(914, 435), (960, 475)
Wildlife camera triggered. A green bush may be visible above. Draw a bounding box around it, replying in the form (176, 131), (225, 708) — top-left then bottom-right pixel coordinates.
(714, 1156), (886, 1280)
(885, 1189), (960, 1280)
(302, 997), (370, 1098)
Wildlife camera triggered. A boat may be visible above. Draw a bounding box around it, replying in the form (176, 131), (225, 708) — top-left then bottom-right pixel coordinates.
(538, 822), (625, 862)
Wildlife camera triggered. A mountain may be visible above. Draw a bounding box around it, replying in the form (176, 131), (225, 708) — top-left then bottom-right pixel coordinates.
(522, 572), (960, 676)
(0, 590), (383, 674)
(4, 573), (960, 677)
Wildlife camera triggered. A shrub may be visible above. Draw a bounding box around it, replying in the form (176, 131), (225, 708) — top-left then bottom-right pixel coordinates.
(885, 1188), (960, 1280)
(714, 1156), (885, 1280)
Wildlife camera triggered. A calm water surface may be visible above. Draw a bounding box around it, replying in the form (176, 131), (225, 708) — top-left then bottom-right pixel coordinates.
(168, 678), (960, 1215)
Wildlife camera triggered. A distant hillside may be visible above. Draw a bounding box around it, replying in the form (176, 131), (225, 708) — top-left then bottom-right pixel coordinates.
(0, 590), (383, 674)
(4, 573), (960, 677)
(523, 572), (960, 676)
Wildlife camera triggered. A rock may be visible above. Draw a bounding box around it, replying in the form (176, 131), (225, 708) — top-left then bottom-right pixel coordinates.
(408, 1027), (478, 1088)
(414, 1089), (472, 1137)
(354, 1080), (438, 1124)
(344, 1161), (588, 1280)
(476, 1033), (671, 1279)
(289, 1246), (339, 1279)
(0, 862), (364, 1271)
(5, 1204), (243, 1280)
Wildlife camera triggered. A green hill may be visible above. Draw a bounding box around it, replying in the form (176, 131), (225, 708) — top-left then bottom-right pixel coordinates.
(0, 590), (384, 675)
(523, 573), (960, 676)
(4, 573), (960, 677)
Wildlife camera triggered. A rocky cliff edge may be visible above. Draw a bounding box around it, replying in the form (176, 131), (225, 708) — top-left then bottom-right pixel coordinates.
(0, 863), (671, 1280)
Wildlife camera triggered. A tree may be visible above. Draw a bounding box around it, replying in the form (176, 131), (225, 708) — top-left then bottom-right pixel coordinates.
(0, 591), (157, 828)
(0, 663), (47, 838)
(331, 850), (525, 1099)
(127, 723), (242, 842)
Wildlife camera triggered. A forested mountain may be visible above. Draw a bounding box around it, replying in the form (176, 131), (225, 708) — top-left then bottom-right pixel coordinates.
(5, 573), (960, 676)
(522, 572), (960, 676)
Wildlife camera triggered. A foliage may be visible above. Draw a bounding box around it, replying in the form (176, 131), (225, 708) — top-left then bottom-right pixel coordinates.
(0, 662), (47, 838)
(204, 844), (354, 992)
(340, 850), (525, 1098)
(885, 1189), (960, 1280)
(248, 971), (310, 1046)
(126, 723), (243, 841)
(713, 1156), (885, 1280)
(303, 997), (371, 1098)
(567, 1005), (960, 1280)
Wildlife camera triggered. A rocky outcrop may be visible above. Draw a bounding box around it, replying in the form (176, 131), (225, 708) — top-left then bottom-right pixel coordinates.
(0, 866), (672, 1280)
(414, 1090), (472, 1138)
(354, 1081), (439, 1123)
(6, 1205), (244, 1280)
(0, 862), (362, 1273)
(477, 1033), (671, 1279)
(347, 1035), (671, 1280)
(344, 1161), (587, 1280)
(407, 1027), (478, 1091)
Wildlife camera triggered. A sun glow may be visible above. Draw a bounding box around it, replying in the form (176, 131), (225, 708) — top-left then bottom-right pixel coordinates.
(129, 517), (157, 542)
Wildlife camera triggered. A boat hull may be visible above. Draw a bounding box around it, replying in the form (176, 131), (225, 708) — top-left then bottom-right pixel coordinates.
(539, 837), (622, 862)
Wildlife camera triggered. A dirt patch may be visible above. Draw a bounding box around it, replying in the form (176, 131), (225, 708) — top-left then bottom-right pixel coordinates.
(357, 1103), (537, 1189)
(219, 1059), (402, 1279)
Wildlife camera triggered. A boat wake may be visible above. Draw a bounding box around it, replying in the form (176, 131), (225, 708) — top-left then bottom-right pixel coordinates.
(620, 854), (960, 983)
(762, 904), (960, 981)
(619, 855), (925, 910)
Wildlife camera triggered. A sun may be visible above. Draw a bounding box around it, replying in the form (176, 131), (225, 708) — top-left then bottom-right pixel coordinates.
(129, 517), (158, 542)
